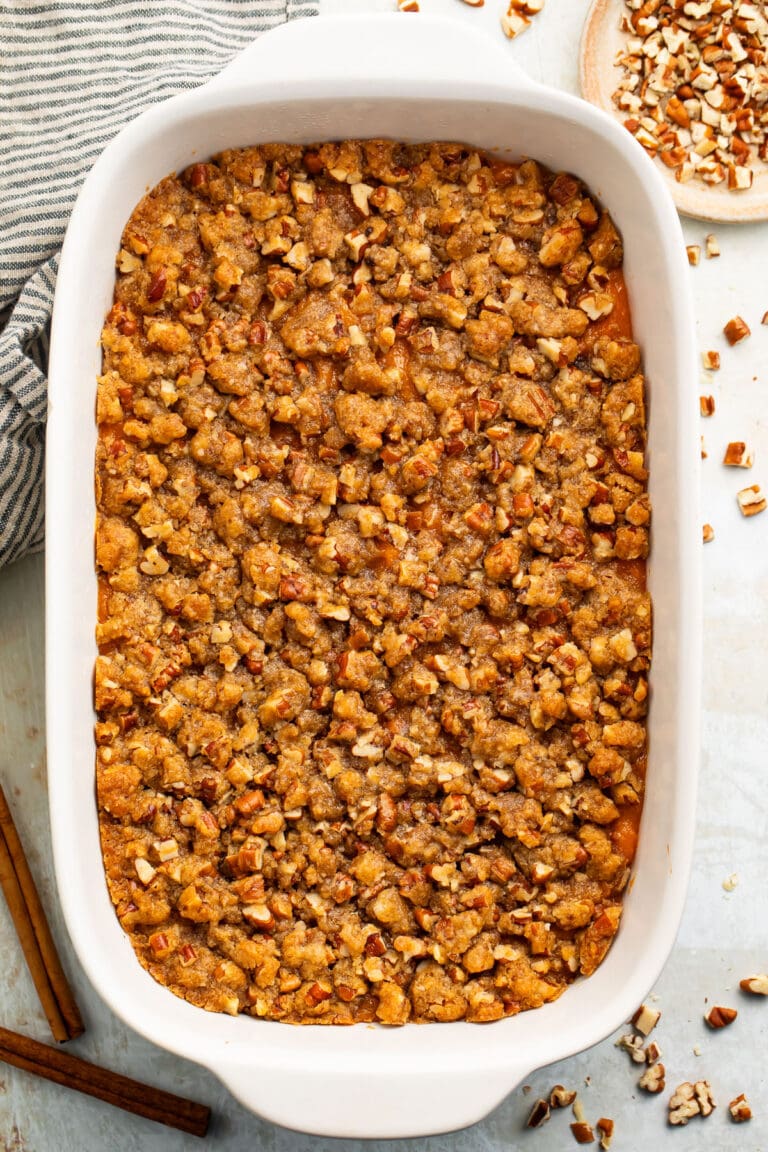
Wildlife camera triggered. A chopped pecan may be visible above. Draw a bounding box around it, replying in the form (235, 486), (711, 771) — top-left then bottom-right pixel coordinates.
(639, 1063), (665, 1094)
(596, 1118), (614, 1150)
(526, 1099), (551, 1128)
(740, 973), (768, 995)
(631, 1002), (661, 1035)
(704, 1004), (737, 1028)
(729, 1093), (752, 1123)
(737, 485), (766, 517)
(668, 1081), (716, 1126)
(723, 441), (753, 468)
(723, 316), (750, 345)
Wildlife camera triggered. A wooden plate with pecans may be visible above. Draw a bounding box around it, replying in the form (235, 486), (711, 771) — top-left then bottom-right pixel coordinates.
(580, 0), (768, 223)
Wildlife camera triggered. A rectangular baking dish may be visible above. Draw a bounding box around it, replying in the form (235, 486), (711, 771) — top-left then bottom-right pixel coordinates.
(46, 13), (701, 1139)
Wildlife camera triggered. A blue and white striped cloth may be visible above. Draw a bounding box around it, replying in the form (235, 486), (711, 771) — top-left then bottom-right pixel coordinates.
(0, 0), (316, 569)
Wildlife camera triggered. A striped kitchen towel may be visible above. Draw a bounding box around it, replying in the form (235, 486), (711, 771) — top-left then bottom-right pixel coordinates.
(0, 0), (317, 570)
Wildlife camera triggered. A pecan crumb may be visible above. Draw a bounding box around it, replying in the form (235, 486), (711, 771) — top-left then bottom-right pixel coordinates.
(723, 441), (753, 468)
(704, 1004), (737, 1028)
(686, 245), (701, 266)
(695, 1081), (716, 1117)
(550, 1084), (578, 1109)
(639, 1063), (665, 1093)
(702, 523), (714, 543)
(526, 1099), (551, 1128)
(699, 395), (715, 417)
(596, 1117), (614, 1150)
(740, 973), (768, 995)
(737, 485), (767, 517)
(729, 1093), (752, 1123)
(570, 1121), (595, 1145)
(705, 234), (720, 260)
(668, 1080), (716, 1126)
(631, 1002), (661, 1035)
(669, 1082), (698, 1124)
(702, 350), (720, 371)
(501, 0), (544, 38)
(723, 316), (751, 345)
(722, 872), (739, 891)
(617, 1032), (646, 1063)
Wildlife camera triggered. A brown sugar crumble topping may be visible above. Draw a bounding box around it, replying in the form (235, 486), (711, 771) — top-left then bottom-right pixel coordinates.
(95, 140), (651, 1025)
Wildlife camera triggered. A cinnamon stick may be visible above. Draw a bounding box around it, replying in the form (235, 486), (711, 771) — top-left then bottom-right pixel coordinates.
(0, 1025), (210, 1138)
(0, 784), (84, 1042)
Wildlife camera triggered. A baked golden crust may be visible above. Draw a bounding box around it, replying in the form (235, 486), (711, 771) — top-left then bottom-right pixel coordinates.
(95, 141), (650, 1025)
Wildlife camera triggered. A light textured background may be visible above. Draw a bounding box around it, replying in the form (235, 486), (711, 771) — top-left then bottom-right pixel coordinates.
(1, 0), (767, 1147)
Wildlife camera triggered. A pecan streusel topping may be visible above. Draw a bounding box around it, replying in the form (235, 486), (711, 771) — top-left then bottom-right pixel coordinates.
(95, 140), (650, 1024)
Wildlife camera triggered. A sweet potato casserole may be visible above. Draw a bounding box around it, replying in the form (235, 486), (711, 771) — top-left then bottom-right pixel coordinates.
(95, 140), (651, 1025)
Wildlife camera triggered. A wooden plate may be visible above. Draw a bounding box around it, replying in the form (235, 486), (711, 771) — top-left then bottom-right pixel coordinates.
(579, 0), (768, 222)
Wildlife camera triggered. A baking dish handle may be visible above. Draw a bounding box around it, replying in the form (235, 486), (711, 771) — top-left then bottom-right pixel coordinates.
(212, 1057), (522, 1139)
(207, 13), (536, 94)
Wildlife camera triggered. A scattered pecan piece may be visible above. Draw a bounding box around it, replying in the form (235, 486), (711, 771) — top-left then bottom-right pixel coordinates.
(550, 1085), (578, 1109)
(729, 1093), (752, 1123)
(631, 1002), (661, 1035)
(723, 316), (751, 345)
(723, 441), (753, 468)
(705, 1004), (737, 1028)
(639, 1063), (665, 1094)
(526, 1099), (551, 1128)
(501, 0), (544, 38)
(617, 1032), (646, 1063)
(737, 485), (767, 517)
(596, 1117), (614, 1150)
(702, 523), (715, 543)
(668, 1082), (698, 1125)
(699, 395), (715, 416)
(668, 1080), (715, 1126)
(739, 973), (768, 995)
(694, 1081), (716, 1117)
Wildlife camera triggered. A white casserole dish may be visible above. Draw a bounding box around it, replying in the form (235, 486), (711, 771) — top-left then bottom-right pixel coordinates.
(46, 13), (701, 1139)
